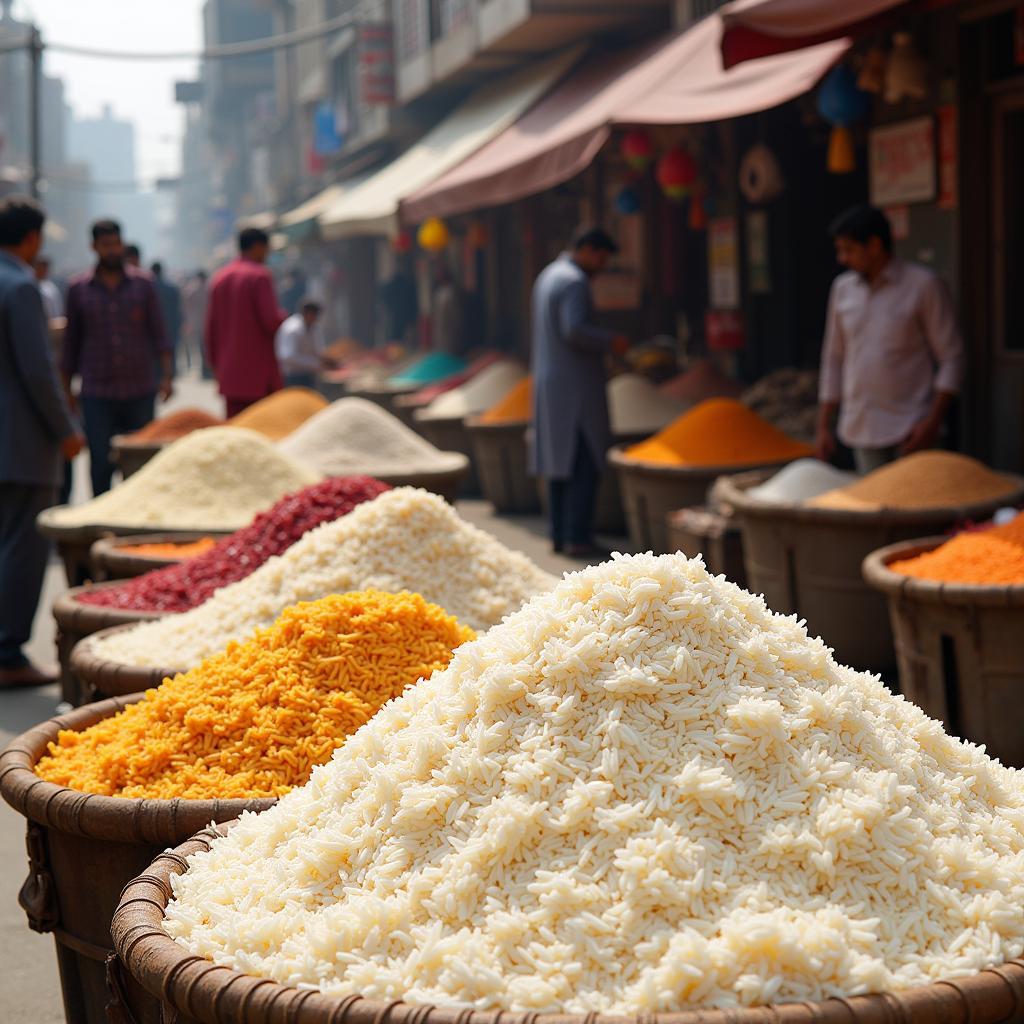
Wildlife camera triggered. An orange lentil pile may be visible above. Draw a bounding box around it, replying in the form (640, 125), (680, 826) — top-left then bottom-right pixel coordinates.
(227, 387), (329, 441)
(122, 408), (223, 444)
(118, 537), (217, 560)
(479, 377), (532, 424)
(811, 451), (1020, 511)
(35, 590), (474, 800)
(624, 398), (812, 467)
(889, 512), (1024, 585)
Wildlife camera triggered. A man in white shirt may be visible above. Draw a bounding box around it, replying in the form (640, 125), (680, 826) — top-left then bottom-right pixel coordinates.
(274, 298), (326, 389)
(816, 205), (964, 474)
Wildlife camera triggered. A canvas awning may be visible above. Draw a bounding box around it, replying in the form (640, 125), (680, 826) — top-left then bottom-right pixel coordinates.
(279, 183), (348, 242)
(319, 48), (579, 240)
(402, 14), (846, 224)
(719, 0), (914, 68)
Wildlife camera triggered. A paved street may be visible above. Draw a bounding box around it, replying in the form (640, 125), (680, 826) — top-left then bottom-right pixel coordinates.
(0, 376), (631, 1021)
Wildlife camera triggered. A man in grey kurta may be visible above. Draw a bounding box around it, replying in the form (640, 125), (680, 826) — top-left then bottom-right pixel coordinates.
(0, 196), (84, 687)
(529, 228), (626, 557)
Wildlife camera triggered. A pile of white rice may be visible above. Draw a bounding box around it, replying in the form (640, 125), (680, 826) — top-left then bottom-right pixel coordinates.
(91, 488), (555, 668)
(278, 398), (467, 477)
(416, 361), (526, 422)
(164, 553), (1024, 1012)
(609, 373), (689, 436)
(50, 427), (320, 530)
(747, 458), (858, 504)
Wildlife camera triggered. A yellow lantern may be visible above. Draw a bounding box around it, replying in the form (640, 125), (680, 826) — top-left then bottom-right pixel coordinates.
(417, 217), (450, 252)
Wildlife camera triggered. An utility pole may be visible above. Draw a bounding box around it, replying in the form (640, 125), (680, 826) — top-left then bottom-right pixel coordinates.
(28, 24), (41, 199)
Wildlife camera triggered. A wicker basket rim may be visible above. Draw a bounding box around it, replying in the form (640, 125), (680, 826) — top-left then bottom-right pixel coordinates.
(53, 584), (169, 626)
(70, 624), (185, 687)
(112, 823), (1024, 1024)
(608, 445), (798, 480)
(37, 507), (236, 541)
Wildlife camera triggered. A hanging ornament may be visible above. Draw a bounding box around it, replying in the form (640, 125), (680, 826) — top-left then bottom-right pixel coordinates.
(857, 46), (887, 94)
(816, 65), (870, 174)
(656, 147), (697, 201)
(417, 217), (450, 252)
(688, 188), (708, 231)
(738, 144), (785, 204)
(614, 183), (641, 216)
(393, 230), (413, 254)
(466, 220), (489, 249)
(885, 32), (928, 104)
(621, 130), (654, 171)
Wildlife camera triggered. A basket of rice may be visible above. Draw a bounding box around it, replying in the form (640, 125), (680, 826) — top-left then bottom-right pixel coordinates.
(609, 399), (813, 553)
(863, 513), (1024, 766)
(89, 532), (218, 580)
(719, 451), (1024, 674)
(1, 589), (473, 1024)
(114, 552), (1024, 1024)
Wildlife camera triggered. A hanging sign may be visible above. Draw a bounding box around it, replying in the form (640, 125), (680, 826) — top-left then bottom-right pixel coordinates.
(708, 217), (740, 310)
(359, 24), (395, 105)
(869, 116), (935, 206)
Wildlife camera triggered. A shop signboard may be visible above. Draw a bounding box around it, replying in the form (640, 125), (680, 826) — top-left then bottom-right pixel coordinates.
(708, 217), (740, 310)
(705, 310), (745, 351)
(869, 116), (936, 206)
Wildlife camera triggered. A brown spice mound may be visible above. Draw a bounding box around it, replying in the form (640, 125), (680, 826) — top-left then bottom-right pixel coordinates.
(122, 409), (223, 444)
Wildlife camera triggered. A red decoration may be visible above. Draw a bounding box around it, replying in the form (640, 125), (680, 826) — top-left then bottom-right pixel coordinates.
(393, 230), (413, 254)
(621, 130), (654, 171)
(688, 190), (708, 231)
(656, 147), (698, 201)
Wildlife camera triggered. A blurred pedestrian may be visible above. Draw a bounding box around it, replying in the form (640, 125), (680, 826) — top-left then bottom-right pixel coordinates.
(181, 269), (208, 375)
(124, 243), (142, 270)
(36, 255), (73, 504)
(63, 219), (173, 496)
(529, 226), (628, 558)
(816, 204), (964, 473)
(34, 255), (62, 321)
(0, 195), (84, 687)
(378, 257), (417, 345)
(205, 227), (286, 417)
(275, 299), (326, 389)
(151, 261), (182, 370)
(431, 261), (463, 356)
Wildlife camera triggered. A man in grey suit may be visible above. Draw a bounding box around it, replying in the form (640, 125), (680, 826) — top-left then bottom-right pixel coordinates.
(529, 227), (627, 558)
(0, 195), (84, 687)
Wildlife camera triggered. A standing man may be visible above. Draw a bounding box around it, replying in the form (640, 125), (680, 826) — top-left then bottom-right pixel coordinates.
(0, 196), (84, 687)
(205, 227), (286, 417)
(275, 299), (326, 389)
(34, 256), (63, 321)
(124, 243), (142, 270)
(817, 204), (964, 474)
(529, 226), (627, 558)
(63, 219), (172, 496)
(151, 261), (182, 370)
(181, 269), (208, 374)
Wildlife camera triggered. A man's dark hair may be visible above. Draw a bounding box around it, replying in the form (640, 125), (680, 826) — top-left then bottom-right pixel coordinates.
(151, 261), (163, 276)
(124, 243), (141, 261)
(239, 227), (269, 253)
(572, 225), (618, 255)
(0, 195), (46, 246)
(92, 218), (121, 243)
(829, 204), (892, 253)
(301, 298), (322, 314)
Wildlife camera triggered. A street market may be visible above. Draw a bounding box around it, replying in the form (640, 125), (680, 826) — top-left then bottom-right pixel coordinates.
(2, 0), (1024, 1022)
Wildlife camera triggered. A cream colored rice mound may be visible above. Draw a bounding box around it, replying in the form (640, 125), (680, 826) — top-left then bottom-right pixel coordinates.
(278, 397), (467, 476)
(92, 488), (554, 668)
(50, 426), (320, 530)
(164, 553), (1024, 1012)
(608, 373), (689, 436)
(416, 361), (526, 422)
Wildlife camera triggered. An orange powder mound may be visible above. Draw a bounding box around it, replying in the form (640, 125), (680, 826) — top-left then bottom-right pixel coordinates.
(623, 398), (812, 467)
(480, 377), (532, 424)
(118, 538), (217, 560)
(811, 451), (1020, 512)
(227, 388), (329, 441)
(122, 409), (223, 444)
(890, 513), (1024, 585)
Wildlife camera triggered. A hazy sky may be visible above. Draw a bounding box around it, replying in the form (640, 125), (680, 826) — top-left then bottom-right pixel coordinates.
(16, 0), (205, 180)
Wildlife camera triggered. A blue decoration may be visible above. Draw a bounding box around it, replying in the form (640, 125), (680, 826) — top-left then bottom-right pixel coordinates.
(615, 184), (641, 216)
(816, 64), (870, 127)
(313, 101), (345, 156)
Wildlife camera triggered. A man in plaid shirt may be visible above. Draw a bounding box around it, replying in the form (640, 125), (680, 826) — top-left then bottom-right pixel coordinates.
(63, 219), (173, 495)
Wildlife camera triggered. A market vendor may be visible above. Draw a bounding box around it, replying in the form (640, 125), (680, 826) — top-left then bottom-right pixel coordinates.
(529, 226), (628, 558)
(816, 204), (964, 475)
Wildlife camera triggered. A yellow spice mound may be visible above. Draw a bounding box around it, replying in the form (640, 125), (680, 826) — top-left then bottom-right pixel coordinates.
(36, 590), (474, 800)
(811, 451), (1020, 511)
(227, 387), (328, 441)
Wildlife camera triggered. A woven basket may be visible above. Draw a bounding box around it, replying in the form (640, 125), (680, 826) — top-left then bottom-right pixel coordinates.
(465, 418), (539, 514)
(717, 472), (1024, 675)
(70, 623), (185, 702)
(109, 436), (164, 478)
(89, 531), (218, 580)
(370, 458), (470, 505)
(0, 699), (275, 1024)
(413, 414), (479, 496)
(113, 823), (1024, 1024)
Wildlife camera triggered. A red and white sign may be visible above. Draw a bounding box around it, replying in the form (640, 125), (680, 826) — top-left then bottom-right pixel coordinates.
(869, 117), (936, 206)
(706, 310), (746, 351)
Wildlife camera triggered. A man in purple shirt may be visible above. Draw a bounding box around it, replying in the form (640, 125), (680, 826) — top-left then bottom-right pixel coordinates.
(63, 219), (173, 495)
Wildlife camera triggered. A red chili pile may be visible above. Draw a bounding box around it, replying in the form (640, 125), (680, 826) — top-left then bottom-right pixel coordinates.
(78, 476), (390, 613)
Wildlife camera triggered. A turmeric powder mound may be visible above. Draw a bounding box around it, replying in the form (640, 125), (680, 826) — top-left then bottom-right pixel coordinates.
(35, 590), (474, 800)
(811, 451), (1020, 512)
(228, 387), (329, 441)
(890, 513), (1024, 585)
(479, 377), (532, 424)
(623, 398), (812, 467)
(118, 537), (217, 560)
